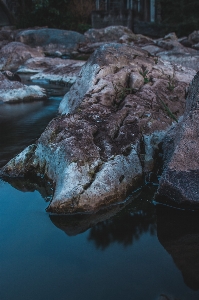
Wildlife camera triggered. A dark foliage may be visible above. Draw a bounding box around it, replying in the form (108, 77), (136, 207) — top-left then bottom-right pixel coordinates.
(16, 0), (92, 32)
(160, 0), (199, 36)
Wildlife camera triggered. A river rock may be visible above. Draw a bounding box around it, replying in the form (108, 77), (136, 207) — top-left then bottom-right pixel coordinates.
(1, 43), (195, 213)
(84, 25), (136, 43)
(15, 28), (86, 57)
(145, 32), (199, 72)
(0, 72), (46, 102)
(155, 71), (199, 208)
(30, 59), (85, 86)
(17, 57), (84, 74)
(187, 30), (199, 46)
(79, 26), (154, 55)
(0, 41), (44, 71)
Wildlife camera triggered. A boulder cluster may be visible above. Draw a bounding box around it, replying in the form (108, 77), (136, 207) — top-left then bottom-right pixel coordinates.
(1, 25), (199, 212)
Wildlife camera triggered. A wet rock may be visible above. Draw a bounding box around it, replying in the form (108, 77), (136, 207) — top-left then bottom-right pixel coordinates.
(156, 72), (199, 208)
(15, 28), (86, 57)
(0, 41), (44, 71)
(0, 72), (46, 103)
(1, 43), (195, 213)
(30, 59), (85, 86)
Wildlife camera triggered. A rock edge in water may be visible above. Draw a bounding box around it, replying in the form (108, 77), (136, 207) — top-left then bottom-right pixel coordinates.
(1, 43), (195, 213)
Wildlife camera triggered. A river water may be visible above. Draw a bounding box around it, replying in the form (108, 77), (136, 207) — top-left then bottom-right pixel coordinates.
(0, 78), (199, 300)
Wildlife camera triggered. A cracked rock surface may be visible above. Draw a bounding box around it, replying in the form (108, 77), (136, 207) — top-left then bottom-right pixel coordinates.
(1, 43), (195, 213)
(156, 71), (199, 208)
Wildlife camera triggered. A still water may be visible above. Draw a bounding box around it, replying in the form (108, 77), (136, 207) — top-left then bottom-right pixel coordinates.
(0, 79), (199, 300)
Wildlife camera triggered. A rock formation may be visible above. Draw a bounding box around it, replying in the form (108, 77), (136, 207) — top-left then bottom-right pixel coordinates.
(156, 71), (199, 208)
(0, 72), (46, 102)
(1, 43), (195, 213)
(15, 28), (86, 57)
(0, 41), (44, 71)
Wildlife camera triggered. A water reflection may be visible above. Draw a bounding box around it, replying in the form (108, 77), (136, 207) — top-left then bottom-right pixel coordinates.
(2, 175), (53, 202)
(0, 76), (69, 167)
(50, 185), (157, 249)
(157, 205), (199, 291)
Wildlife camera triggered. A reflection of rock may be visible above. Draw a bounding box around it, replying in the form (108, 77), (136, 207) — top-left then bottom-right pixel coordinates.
(157, 205), (199, 291)
(2, 174), (53, 202)
(50, 198), (132, 236)
(50, 185), (157, 250)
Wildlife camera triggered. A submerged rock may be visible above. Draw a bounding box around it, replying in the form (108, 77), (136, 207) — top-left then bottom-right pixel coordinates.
(0, 72), (46, 103)
(156, 72), (199, 208)
(1, 43), (195, 213)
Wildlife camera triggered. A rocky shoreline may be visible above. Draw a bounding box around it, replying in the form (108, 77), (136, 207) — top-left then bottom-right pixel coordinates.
(1, 25), (199, 212)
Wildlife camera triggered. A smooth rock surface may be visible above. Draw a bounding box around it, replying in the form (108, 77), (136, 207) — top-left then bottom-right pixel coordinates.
(16, 28), (86, 56)
(1, 43), (195, 213)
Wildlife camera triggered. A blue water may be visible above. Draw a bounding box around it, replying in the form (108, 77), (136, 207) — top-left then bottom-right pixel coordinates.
(0, 181), (199, 300)
(0, 78), (199, 300)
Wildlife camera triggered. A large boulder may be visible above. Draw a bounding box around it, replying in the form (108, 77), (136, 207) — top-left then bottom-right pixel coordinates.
(0, 41), (44, 71)
(0, 72), (46, 102)
(155, 71), (199, 208)
(15, 28), (86, 57)
(1, 43), (195, 213)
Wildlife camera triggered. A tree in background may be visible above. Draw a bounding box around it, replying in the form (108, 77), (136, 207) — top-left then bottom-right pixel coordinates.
(160, 0), (199, 36)
(17, 0), (94, 32)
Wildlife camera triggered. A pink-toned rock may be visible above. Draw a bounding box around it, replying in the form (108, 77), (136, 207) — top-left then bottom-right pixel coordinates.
(0, 41), (44, 71)
(156, 71), (199, 208)
(1, 43), (195, 213)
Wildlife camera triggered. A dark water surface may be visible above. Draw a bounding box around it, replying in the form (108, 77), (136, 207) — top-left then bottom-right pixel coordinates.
(1, 79), (199, 300)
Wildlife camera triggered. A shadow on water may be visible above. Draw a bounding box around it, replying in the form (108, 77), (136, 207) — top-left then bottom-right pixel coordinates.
(50, 184), (157, 249)
(156, 204), (199, 291)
